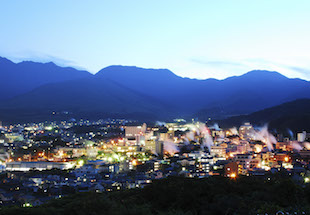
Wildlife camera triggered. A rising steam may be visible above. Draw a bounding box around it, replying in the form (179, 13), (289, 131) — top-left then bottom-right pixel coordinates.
(163, 140), (179, 155)
(251, 125), (276, 151)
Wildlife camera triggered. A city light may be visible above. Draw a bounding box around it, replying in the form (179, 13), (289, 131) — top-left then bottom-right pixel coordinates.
(132, 159), (137, 166)
(0, 118), (308, 211)
(23, 203), (32, 207)
(77, 160), (84, 166)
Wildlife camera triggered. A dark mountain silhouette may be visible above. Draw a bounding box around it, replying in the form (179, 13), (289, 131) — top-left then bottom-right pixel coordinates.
(0, 59), (310, 123)
(0, 57), (92, 100)
(216, 99), (310, 134)
(98, 66), (310, 116)
(0, 76), (169, 123)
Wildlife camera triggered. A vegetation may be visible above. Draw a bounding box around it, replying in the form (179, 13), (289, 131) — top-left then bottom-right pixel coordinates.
(1, 176), (310, 214)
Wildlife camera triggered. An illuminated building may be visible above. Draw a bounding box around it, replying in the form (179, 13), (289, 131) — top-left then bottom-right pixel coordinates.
(144, 130), (154, 140)
(236, 142), (250, 154)
(4, 133), (24, 143)
(86, 148), (98, 158)
(249, 158), (261, 170)
(196, 157), (213, 173)
(297, 131), (307, 142)
(235, 154), (253, 174)
(125, 123), (147, 138)
(188, 151), (213, 174)
(239, 123), (254, 140)
(153, 161), (160, 171)
(6, 161), (71, 171)
(74, 164), (99, 177)
(99, 163), (120, 174)
(275, 142), (290, 151)
(224, 162), (241, 177)
(136, 135), (145, 146)
(211, 130), (225, 138)
(144, 140), (156, 153)
(159, 133), (169, 141)
(274, 153), (291, 162)
(210, 145), (226, 158)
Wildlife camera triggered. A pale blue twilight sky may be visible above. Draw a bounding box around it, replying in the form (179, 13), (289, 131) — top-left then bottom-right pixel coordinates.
(0, 0), (310, 80)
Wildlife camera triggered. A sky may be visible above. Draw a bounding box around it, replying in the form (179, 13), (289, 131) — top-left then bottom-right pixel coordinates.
(0, 0), (310, 80)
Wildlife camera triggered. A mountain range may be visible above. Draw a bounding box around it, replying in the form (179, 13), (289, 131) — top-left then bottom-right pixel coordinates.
(0, 57), (310, 124)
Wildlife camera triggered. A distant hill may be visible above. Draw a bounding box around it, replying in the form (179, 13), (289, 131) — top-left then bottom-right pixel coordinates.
(0, 76), (169, 123)
(216, 99), (310, 134)
(0, 57), (92, 100)
(1, 59), (310, 123)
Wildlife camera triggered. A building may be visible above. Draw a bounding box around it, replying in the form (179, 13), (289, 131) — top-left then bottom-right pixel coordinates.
(197, 156), (214, 173)
(236, 142), (250, 154)
(235, 154), (253, 174)
(144, 140), (156, 153)
(125, 123), (147, 138)
(4, 133), (24, 143)
(297, 131), (307, 142)
(155, 141), (164, 156)
(211, 130), (225, 138)
(6, 161), (71, 171)
(210, 145), (226, 158)
(239, 123), (254, 140)
(224, 162), (241, 177)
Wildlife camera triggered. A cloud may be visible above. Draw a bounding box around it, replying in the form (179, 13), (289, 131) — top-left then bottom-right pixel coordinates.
(191, 58), (244, 67)
(289, 66), (310, 77)
(186, 57), (310, 81)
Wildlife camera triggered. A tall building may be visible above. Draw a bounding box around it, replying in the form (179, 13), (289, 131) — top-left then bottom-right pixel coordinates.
(145, 140), (156, 153)
(239, 123), (254, 139)
(155, 140), (164, 157)
(297, 131), (307, 142)
(125, 123), (147, 138)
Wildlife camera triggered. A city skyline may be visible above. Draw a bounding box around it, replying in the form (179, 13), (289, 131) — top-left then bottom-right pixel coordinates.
(1, 0), (310, 80)
(1, 1), (310, 214)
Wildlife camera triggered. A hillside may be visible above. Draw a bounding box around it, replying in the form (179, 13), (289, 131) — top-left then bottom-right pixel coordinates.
(217, 99), (310, 133)
(0, 176), (309, 215)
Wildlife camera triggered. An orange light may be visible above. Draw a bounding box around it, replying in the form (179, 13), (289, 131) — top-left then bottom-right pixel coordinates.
(284, 157), (289, 162)
(230, 173), (236, 178)
(132, 159), (137, 166)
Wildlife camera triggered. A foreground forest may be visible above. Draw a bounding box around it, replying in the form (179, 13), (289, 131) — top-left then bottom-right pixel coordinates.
(1, 176), (310, 215)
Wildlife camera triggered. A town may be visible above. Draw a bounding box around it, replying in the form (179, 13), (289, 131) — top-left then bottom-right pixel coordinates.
(0, 118), (309, 207)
